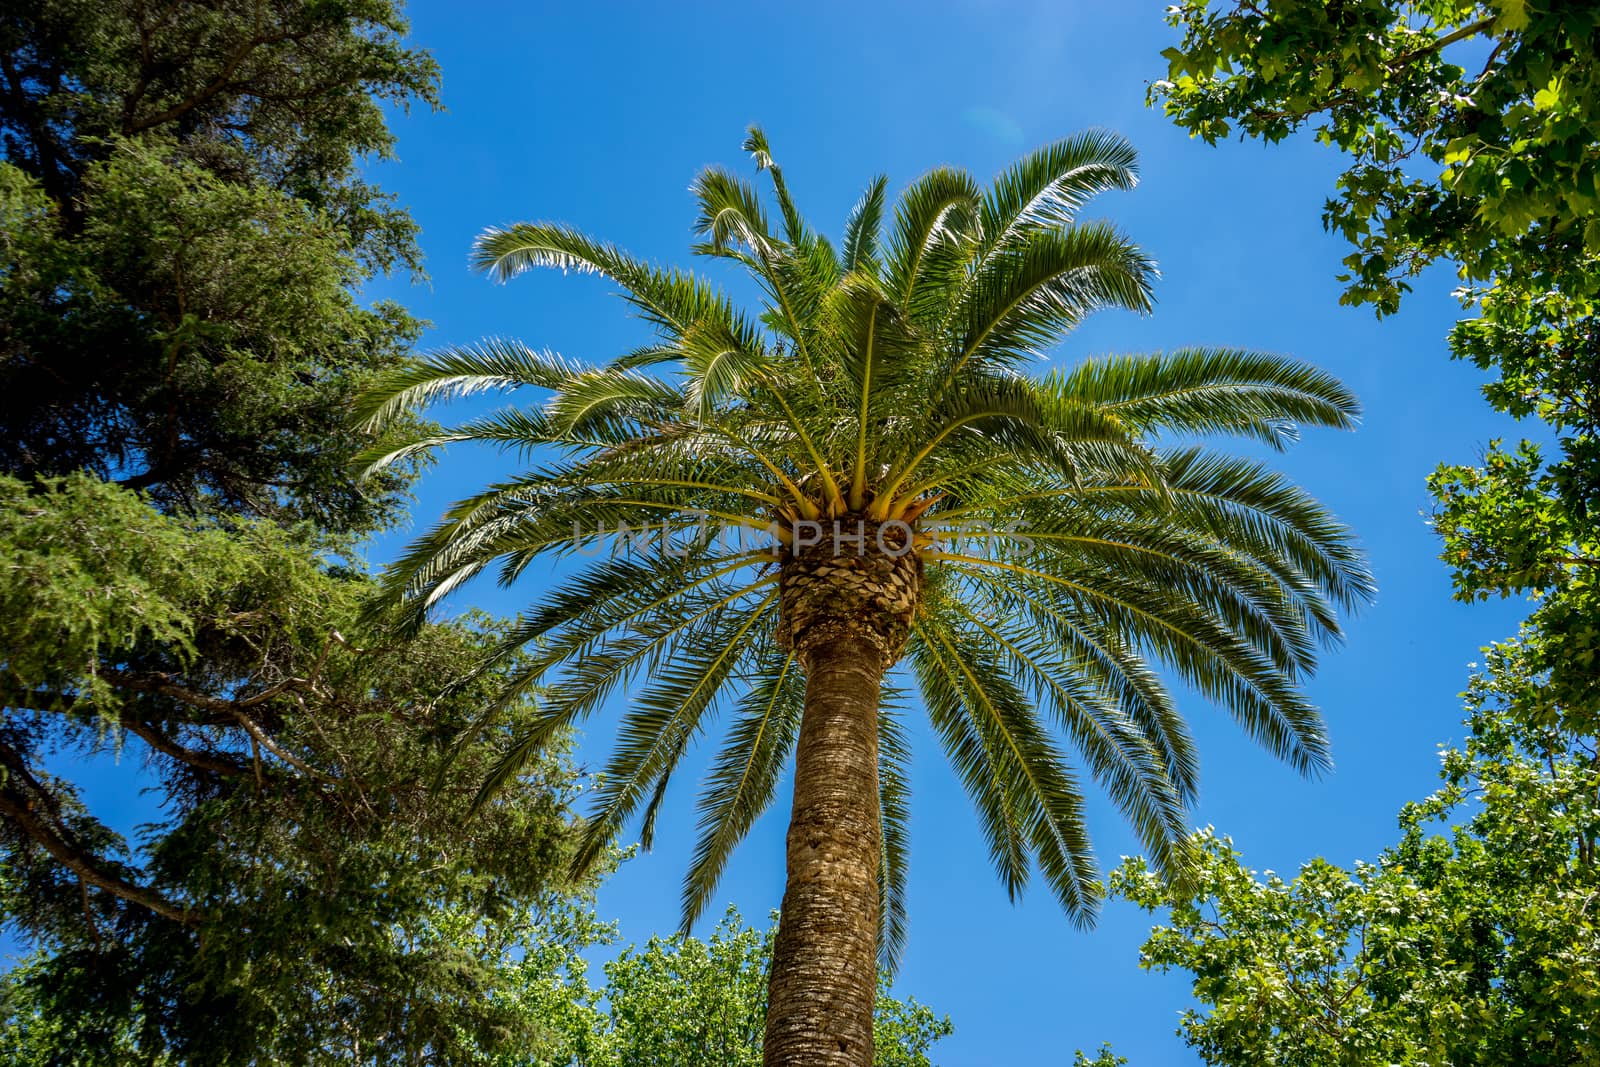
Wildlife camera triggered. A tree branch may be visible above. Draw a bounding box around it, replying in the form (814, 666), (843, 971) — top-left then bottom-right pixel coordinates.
(122, 25), (303, 135)
(121, 719), (253, 778)
(0, 743), (196, 926)
(102, 667), (313, 714)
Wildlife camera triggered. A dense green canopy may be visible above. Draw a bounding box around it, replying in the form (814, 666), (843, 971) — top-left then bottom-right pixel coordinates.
(0, 0), (437, 527)
(0, 4), (618, 1061)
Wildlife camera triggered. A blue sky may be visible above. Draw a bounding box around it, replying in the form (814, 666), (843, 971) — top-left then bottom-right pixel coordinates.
(35, 2), (1539, 1063)
(350, 2), (1533, 1062)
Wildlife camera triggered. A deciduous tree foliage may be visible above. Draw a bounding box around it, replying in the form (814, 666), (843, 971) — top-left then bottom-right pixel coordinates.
(1119, 10), (1600, 1063)
(1112, 648), (1600, 1066)
(2, 897), (956, 1066)
(1155, 0), (1599, 313)
(572, 910), (951, 1067)
(1154, 0), (1599, 729)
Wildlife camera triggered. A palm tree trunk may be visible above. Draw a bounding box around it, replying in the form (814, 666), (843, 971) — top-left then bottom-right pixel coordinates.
(763, 632), (884, 1067)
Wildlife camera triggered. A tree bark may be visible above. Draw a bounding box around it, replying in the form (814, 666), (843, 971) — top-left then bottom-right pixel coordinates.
(763, 633), (885, 1067)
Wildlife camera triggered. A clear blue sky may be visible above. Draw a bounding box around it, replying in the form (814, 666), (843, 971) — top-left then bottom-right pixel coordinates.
(352, 2), (1535, 1061)
(50, 2), (1540, 1063)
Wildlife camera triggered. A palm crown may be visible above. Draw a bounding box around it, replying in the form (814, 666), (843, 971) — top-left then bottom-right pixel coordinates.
(358, 128), (1371, 973)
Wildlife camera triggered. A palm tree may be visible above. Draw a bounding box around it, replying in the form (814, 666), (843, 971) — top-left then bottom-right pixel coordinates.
(356, 128), (1372, 1067)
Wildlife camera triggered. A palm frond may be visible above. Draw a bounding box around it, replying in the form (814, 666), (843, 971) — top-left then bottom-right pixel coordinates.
(473, 223), (757, 343)
(909, 616), (1030, 898)
(1052, 348), (1361, 449)
(681, 648), (804, 934)
(692, 165), (775, 256)
(680, 320), (773, 420)
(569, 589), (780, 878)
(354, 339), (593, 432)
(945, 222), (1156, 380)
(946, 595), (1188, 878)
(878, 691), (914, 974)
(911, 600), (1100, 923)
(351, 407), (565, 481)
(953, 567), (1201, 803)
(932, 551), (1332, 776)
(883, 166), (982, 313)
(744, 125), (810, 248)
(979, 129), (1139, 254)
(841, 175), (889, 274)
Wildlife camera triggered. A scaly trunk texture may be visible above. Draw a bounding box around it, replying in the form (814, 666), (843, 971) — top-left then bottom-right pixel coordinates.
(764, 520), (921, 1067)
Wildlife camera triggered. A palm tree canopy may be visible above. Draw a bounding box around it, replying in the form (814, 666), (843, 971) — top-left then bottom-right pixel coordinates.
(356, 127), (1373, 971)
